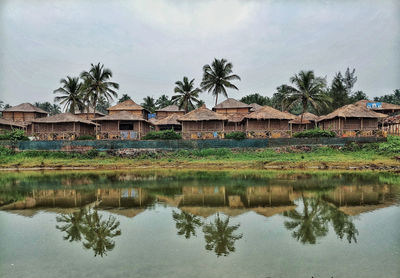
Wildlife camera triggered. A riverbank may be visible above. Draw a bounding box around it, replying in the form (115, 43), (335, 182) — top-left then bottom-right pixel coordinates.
(1, 138), (399, 171)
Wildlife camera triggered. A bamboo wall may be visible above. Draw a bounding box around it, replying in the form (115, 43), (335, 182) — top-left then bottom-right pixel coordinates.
(27, 122), (96, 140)
(2, 111), (46, 122)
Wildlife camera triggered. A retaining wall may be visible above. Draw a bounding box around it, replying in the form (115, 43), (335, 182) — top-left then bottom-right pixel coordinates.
(0, 137), (386, 151)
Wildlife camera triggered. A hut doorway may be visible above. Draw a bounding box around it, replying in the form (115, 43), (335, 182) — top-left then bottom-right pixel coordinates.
(119, 122), (134, 130)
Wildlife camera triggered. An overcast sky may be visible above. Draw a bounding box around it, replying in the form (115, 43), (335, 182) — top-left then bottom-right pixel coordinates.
(0, 0), (399, 108)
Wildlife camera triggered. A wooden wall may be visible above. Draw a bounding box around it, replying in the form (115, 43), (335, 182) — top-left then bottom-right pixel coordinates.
(2, 112), (46, 122)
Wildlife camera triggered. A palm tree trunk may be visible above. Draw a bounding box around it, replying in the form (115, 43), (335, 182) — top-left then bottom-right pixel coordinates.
(215, 94), (218, 106)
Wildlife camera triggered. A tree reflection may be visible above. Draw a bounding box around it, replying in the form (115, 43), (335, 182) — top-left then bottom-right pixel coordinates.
(283, 196), (358, 244)
(172, 210), (203, 239)
(56, 208), (121, 257)
(203, 213), (243, 257)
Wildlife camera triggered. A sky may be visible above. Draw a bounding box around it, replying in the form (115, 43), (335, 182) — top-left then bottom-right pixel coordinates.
(0, 0), (399, 108)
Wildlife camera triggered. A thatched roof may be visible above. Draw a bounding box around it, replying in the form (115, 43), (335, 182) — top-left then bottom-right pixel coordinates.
(318, 104), (388, 121)
(0, 118), (25, 128)
(252, 206), (296, 218)
(245, 106), (296, 120)
(156, 104), (184, 112)
(2, 103), (48, 114)
(289, 112), (319, 124)
(153, 113), (181, 126)
(108, 99), (145, 111)
(213, 98), (251, 110)
(94, 111), (148, 122)
(75, 107), (105, 116)
(226, 114), (246, 123)
(355, 100), (400, 111)
(249, 103), (262, 112)
(383, 114), (400, 124)
(31, 113), (97, 125)
(180, 207), (249, 218)
(178, 105), (228, 122)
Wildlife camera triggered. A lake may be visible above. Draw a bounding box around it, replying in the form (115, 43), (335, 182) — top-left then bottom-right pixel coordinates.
(0, 170), (399, 278)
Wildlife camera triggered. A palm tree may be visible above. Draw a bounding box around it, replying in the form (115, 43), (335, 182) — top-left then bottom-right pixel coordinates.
(240, 93), (271, 106)
(282, 71), (331, 123)
(0, 100), (4, 109)
(200, 58), (241, 106)
(80, 63), (119, 118)
(203, 213), (243, 257)
(196, 100), (205, 108)
(141, 96), (156, 113)
(53, 76), (84, 113)
(172, 210), (203, 239)
(156, 94), (173, 109)
(118, 94), (132, 103)
(56, 209), (86, 242)
(172, 77), (201, 113)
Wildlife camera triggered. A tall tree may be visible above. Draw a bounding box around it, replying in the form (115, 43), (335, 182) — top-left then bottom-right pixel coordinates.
(34, 102), (61, 115)
(156, 94), (173, 109)
(374, 89), (400, 105)
(172, 77), (201, 113)
(281, 71), (331, 123)
(53, 76), (84, 113)
(201, 58), (241, 105)
(240, 93), (271, 106)
(141, 96), (156, 113)
(80, 63), (119, 118)
(118, 94), (132, 103)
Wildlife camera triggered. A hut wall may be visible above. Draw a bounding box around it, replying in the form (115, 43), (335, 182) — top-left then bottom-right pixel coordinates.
(181, 120), (225, 139)
(247, 119), (289, 131)
(98, 120), (150, 139)
(0, 124), (16, 132)
(2, 112), (45, 122)
(215, 108), (250, 115)
(224, 122), (244, 132)
(156, 111), (185, 119)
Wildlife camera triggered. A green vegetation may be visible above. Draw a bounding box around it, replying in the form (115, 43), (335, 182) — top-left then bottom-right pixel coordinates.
(142, 130), (182, 140)
(0, 130), (29, 141)
(293, 128), (336, 138)
(224, 131), (246, 140)
(172, 76), (202, 113)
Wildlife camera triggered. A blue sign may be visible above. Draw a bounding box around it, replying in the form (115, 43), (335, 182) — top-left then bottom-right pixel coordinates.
(366, 102), (382, 109)
(148, 113), (156, 119)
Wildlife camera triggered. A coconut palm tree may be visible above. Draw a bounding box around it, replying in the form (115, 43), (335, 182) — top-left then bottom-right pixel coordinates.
(53, 76), (84, 113)
(141, 96), (156, 113)
(201, 58), (241, 106)
(118, 94), (132, 103)
(172, 77), (202, 113)
(56, 208), (87, 242)
(156, 94), (173, 109)
(172, 210), (203, 239)
(282, 71), (331, 122)
(203, 213), (243, 257)
(80, 63), (119, 118)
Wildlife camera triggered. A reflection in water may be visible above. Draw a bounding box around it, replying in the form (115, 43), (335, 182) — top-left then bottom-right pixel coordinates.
(283, 196), (358, 244)
(56, 208), (121, 257)
(203, 213), (243, 257)
(172, 210), (203, 239)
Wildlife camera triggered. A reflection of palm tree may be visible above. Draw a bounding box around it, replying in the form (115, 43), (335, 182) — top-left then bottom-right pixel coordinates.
(203, 213), (243, 257)
(283, 197), (328, 244)
(56, 208), (86, 242)
(328, 207), (358, 243)
(172, 210), (203, 239)
(56, 208), (121, 257)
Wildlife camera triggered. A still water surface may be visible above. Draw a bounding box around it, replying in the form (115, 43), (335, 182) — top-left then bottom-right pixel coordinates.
(0, 170), (399, 278)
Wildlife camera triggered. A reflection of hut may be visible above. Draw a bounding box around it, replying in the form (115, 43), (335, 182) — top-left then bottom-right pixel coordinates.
(245, 186), (294, 207)
(94, 111), (151, 140)
(152, 114), (182, 131)
(0, 118), (25, 132)
(181, 207), (248, 218)
(1, 103), (48, 125)
(155, 105), (185, 119)
(105, 208), (145, 218)
(74, 107), (105, 120)
(180, 186), (226, 206)
(178, 105), (227, 139)
(33, 189), (97, 208)
(317, 104), (387, 136)
(97, 188), (151, 207)
(252, 206), (296, 217)
(27, 113), (97, 140)
(213, 98), (252, 132)
(244, 106), (295, 138)
(289, 112), (319, 132)
(355, 99), (400, 115)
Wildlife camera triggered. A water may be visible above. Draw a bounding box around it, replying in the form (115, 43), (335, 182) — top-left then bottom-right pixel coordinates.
(0, 170), (399, 278)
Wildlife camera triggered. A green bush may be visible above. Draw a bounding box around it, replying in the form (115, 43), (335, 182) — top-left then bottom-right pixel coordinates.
(224, 131), (246, 140)
(0, 146), (15, 156)
(0, 130), (29, 141)
(293, 128), (336, 138)
(142, 130), (182, 140)
(76, 135), (96, 140)
(85, 149), (99, 158)
(377, 136), (400, 154)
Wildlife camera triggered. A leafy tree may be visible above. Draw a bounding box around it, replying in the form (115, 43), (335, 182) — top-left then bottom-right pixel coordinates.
(240, 93), (271, 106)
(196, 100), (205, 108)
(172, 210), (203, 239)
(350, 91), (368, 103)
(0, 100), (4, 109)
(203, 213), (243, 257)
(201, 58), (241, 105)
(118, 94), (132, 103)
(53, 76), (84, 113)
(141, 96), (156, 113)
(172, 77), (202, 113)
(34, 102), (61, 115)
(280, 70), (331, 123)
(272, 85), (292, 111)
(374, 89), (400, 105)
(80, 63), (119, 118)
(155, 94), (173, 109)
(96, 96), (110, 114)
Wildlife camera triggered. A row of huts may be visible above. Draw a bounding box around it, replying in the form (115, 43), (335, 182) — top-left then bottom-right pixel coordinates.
(1, 98), (399, 140)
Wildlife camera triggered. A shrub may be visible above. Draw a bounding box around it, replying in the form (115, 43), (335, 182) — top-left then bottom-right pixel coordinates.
(293, 128), (336, 138)
(224, 131), (246, 140)
(0, 146), (15, 156)
(0, 130), (29, 141)
(142, 130), (182, 140)
(85, 149), (99, 158)
(76, 135), (96, 140)
(377, 136), (400, 154)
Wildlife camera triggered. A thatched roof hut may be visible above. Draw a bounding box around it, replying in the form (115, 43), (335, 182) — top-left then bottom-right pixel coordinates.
(212, 98), (252, 132)
(155, 104), (185, 119)
(178, 105), (228, 122)
(319, 104), (388, 121)
(249, 103), (262, 112)
(152, 113), (182, 131)
(289, 112), (319, 131)
(212, 98), (252, 111)
(382, 114), (400, 135)
(355, 99), (400, 114)
(2, 103), (48, 123)
(74, 107), (105, 120)
(27, 113), (97, 140)
(107, 99), (149, 119)
(0, 118), (25, 131)
(245, 106), (296, 120)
